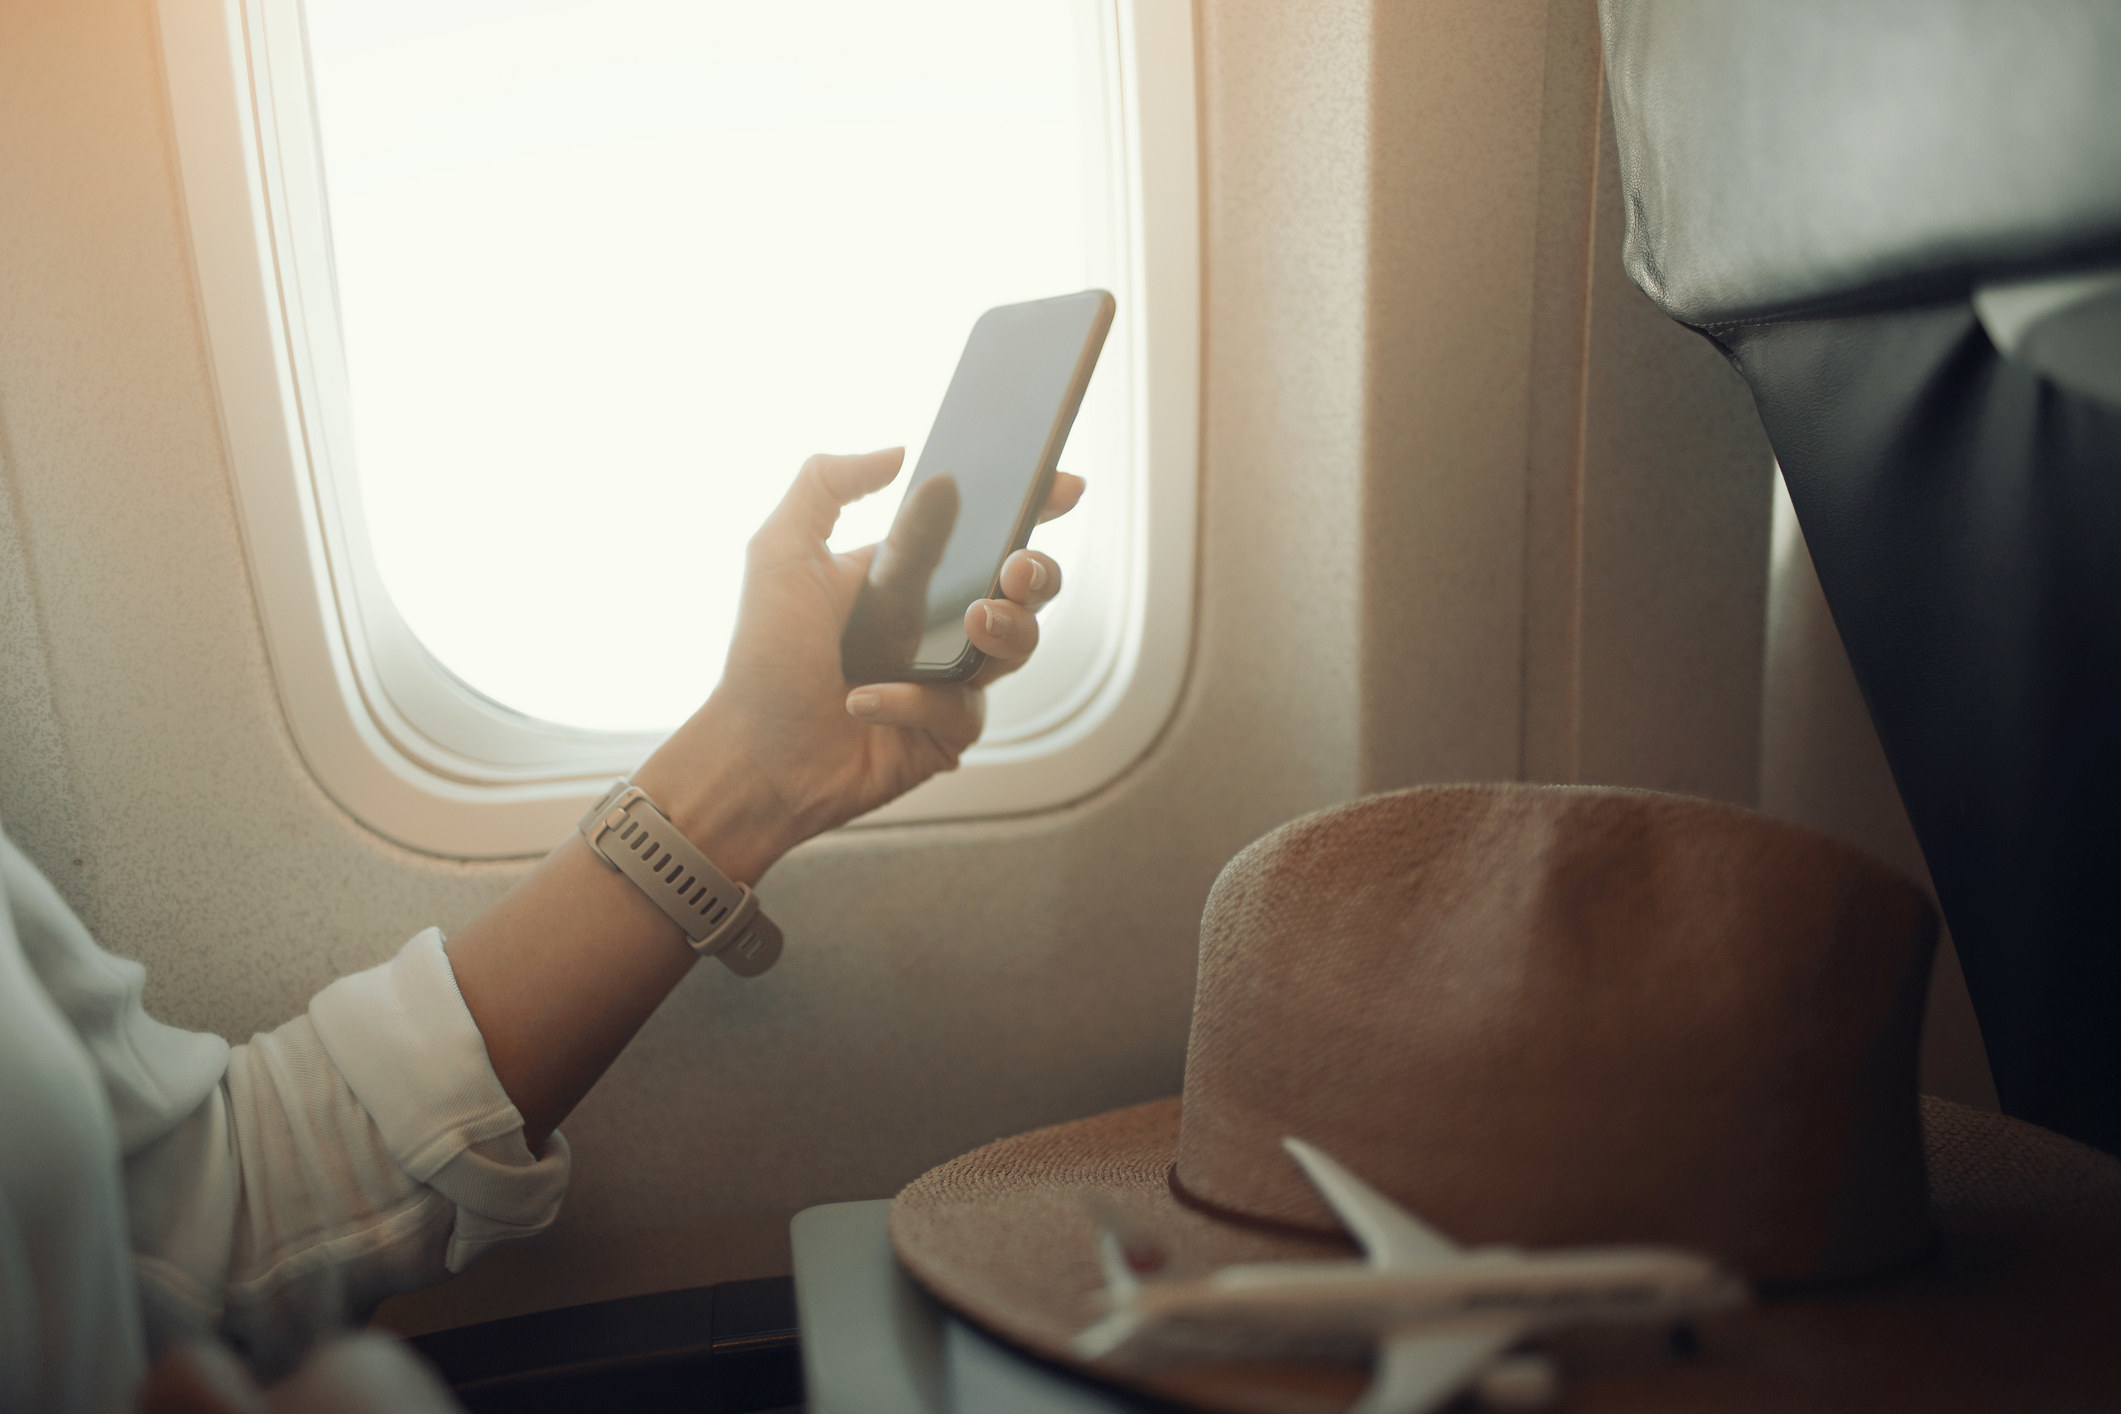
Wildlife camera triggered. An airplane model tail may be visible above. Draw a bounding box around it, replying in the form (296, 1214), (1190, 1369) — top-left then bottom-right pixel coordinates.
(1281, 1138), (1461, 1269)
(1071, 1228), (1149, 1360)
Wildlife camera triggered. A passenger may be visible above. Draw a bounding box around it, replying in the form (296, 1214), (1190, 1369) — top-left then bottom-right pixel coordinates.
(0, 448), (1084, 1412)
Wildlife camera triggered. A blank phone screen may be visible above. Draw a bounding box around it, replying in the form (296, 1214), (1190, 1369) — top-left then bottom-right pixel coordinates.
(841, 290), (1112, 680)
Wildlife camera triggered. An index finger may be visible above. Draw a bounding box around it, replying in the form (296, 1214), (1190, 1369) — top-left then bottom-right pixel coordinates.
(1037, 472), (1086, 524)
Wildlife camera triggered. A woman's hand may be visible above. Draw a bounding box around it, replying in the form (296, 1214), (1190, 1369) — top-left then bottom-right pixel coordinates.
(450, 447), (1078, 1145)
(630, 447), (1080, 880)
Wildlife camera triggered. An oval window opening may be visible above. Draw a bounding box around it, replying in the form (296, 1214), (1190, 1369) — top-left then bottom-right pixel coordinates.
(305, 0), (1128, 735)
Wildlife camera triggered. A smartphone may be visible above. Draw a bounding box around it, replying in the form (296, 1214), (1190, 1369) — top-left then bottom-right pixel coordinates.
(840, 289), (1115, 682)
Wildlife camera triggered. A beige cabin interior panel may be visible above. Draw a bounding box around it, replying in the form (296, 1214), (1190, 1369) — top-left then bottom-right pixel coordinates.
(0, 0), (1990, 1338)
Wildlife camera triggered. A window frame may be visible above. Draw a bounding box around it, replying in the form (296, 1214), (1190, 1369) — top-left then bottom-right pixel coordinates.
(156, 0), (1199, 859)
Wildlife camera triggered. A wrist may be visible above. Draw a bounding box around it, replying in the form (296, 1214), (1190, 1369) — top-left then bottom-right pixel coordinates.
(629, 709), (802, 885)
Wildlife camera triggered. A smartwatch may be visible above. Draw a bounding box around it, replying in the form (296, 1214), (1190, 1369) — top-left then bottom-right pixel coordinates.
(577, 781), (783, 976)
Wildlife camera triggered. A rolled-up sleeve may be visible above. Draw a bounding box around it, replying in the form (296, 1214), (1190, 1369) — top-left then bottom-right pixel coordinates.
(125, 929), (568, 1378)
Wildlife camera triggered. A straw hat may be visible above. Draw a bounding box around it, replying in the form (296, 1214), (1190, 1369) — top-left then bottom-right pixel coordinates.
(891, 785), (2121, 1411)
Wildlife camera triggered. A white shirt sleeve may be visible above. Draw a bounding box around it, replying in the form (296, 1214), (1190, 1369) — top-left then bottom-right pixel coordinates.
(2, 826), (571, 1385)
(123, 929), (570, 1377)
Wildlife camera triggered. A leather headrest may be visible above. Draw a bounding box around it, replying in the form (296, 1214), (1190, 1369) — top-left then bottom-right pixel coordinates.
(1600, 0), (2121, 327)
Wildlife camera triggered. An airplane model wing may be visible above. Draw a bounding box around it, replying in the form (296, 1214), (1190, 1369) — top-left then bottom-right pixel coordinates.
(1348, 1323), (1525, 1414)
(1282, 1138), (1459, 1268)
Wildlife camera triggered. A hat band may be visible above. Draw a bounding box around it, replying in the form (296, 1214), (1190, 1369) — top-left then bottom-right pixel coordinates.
(1165, 1163), (1351, 1246)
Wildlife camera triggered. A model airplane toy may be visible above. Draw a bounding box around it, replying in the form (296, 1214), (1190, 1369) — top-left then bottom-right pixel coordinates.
(1074, 1138), (1749, 1414)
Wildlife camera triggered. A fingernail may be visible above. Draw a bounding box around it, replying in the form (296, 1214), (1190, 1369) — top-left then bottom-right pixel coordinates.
(847, 691), (880, 718)
(983, 603), (1004, 637)
(1023, 558), (1049, 593)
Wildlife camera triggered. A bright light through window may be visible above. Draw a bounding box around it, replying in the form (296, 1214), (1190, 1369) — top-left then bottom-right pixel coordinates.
(302, 0), (1122, 733)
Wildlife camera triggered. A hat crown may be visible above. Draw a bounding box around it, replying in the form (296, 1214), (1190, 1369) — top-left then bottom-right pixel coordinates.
(1171, 784), (1938, 1283)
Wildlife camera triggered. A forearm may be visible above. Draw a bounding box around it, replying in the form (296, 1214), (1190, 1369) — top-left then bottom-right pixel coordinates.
(445, 706), (801, 1150)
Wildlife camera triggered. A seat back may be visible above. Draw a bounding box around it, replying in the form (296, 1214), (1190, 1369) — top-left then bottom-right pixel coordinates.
(1601, 0), (2121, 1152)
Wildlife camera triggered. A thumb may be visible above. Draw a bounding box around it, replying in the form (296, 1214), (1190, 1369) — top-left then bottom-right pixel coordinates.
(869, 473), (960, 595)
(754, 448), (904, 553)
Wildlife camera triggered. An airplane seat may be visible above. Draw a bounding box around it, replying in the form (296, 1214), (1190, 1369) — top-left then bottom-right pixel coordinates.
(1598, 1), (2121, 1154)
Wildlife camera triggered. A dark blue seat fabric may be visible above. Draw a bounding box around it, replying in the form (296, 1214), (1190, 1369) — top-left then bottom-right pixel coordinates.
(1723, 306), (2121, 1153)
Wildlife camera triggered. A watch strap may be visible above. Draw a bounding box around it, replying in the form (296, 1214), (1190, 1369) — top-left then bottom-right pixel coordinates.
(578, 782), (783, 976)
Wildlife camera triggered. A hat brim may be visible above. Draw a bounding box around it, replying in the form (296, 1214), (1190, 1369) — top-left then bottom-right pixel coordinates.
(890, 1097), (2121, 1413)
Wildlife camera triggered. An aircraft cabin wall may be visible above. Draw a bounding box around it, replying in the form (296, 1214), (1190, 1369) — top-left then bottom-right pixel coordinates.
(0, 0), (1996, 1336)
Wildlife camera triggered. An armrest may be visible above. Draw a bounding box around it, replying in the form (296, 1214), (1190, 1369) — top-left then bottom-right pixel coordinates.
(406, 1276), (801, 1414)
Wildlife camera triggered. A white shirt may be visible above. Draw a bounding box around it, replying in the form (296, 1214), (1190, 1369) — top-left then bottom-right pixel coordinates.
(0, 831), (570, 1412)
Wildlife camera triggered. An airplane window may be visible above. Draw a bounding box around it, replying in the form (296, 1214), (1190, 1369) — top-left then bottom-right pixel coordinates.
(305, 0), (1121, 733)
(160, 0), (1195, 855)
